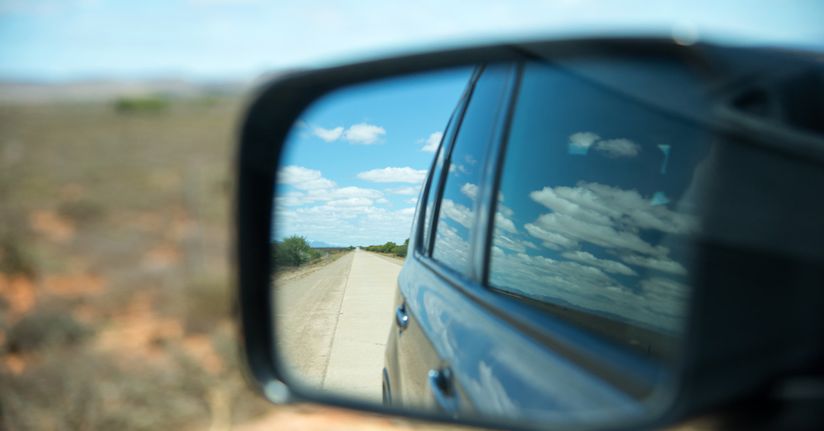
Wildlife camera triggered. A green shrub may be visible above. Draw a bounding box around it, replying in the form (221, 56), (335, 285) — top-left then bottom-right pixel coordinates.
(364, 238), (408, 257)
(114, 96), (170, 114)
(393, 239), (409, 257)
(272, 235), (319, 268)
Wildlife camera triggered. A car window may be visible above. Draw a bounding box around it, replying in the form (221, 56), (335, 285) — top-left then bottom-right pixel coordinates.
(488, 61), (711, 359)
(431, 64), (512, 277)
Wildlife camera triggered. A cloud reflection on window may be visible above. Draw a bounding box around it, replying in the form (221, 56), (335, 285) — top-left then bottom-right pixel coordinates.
(490, 181), (697, 335)
(567, 132), (642, 159)
(488, 60), (713, 358)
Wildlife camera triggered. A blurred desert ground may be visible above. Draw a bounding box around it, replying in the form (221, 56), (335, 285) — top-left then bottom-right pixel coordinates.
(0, 81), (465, 431)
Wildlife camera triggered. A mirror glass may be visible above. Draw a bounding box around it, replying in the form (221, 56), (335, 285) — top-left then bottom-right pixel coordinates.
(271, 58), (711, 427)
(272, 67), (472, 401)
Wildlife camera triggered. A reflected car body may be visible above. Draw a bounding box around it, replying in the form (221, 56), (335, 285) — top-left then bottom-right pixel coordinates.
(382, 47), (824, 424)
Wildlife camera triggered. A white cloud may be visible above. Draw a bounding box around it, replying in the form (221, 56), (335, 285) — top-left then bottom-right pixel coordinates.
(431, 218), (471, 271)
(561, 250), (637, 276)
(568, 132), (600, 154)
(326, 186), (383, 199)
(277, 166), (386, 207)
(275, 203), (414, 246)
(493, 232), (534, 253)
(277, 165), (336, 190)
(460, 182), (478, 200)
(488, 248), (687, 332)
(312, 126), (344, 142)
(326, 197), (375, 207)
(275, 165), (420, 245)
(343, 122), (386, 144)
(275, 191), (305, 207)
(528, 183), (697, 250)
(495, 212), (517, 234)
(306, 122), (385, 144)
(293, 185), (384, 206)
(621, 254), (687, 275)
(420, 131), (443, 152)
(387, 186), (420, 195)
(523, 222), (579, 250)
(568, 133), (641, 158)
(439, 199), (474, 229)
(485, 180), (696, 332)
(595, 138), (641, 158)
(357, 166), (427, 184)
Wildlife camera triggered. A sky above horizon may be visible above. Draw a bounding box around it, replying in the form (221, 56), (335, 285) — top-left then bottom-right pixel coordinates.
(1, 1), (823, 81)
(274, 68), (471, 246)
(4, 1), (823, 246)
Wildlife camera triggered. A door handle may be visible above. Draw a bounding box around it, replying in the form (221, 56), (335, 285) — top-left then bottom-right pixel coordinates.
(428, 367), (458, 417)
(395, 303), (409, 330)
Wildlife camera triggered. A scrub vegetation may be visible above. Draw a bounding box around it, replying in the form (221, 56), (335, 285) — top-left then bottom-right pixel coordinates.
(270, 235), (352, 282)
(364, 239), (409, 258)
(0, 97), (273, 430)
(114, 95), (171, 114)
(272, 235), (322, 267)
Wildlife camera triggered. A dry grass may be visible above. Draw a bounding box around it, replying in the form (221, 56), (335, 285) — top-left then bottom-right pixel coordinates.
(0, 98), (274, 430)
(273, 250), (349, 283)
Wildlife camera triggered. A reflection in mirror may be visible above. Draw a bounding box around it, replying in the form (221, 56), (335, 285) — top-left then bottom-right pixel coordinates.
(271, 57), (713, 427)
(271, 68), (472, 403)
(488, 61), (709, 362)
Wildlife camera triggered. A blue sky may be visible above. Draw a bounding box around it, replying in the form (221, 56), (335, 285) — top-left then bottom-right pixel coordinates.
(1, 0), (823, 81)
(274, 68), (471, 246)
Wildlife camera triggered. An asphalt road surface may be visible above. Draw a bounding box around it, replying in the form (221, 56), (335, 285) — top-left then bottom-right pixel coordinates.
(275, 249), (401, 403)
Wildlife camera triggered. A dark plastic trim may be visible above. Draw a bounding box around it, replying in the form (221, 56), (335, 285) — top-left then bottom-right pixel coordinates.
(423, 67), (482, 257)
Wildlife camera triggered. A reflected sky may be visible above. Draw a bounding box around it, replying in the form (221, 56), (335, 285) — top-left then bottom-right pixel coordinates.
(432, 64), (513, 274)
(488, 61), (711, 350)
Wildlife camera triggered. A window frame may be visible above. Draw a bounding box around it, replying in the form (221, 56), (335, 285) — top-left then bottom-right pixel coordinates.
(477, 61), (525, 285)
(419, 63), (518, 283)
(414, 68), (479, 258)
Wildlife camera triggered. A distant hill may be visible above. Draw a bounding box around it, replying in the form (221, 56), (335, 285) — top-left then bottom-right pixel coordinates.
(307, 239), (343, 249)
(0, 78), (252, 105)
(271, 237), (344, 249)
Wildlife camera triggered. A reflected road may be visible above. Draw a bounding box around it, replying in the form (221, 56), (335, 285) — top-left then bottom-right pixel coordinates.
(275, 249), (400, 403)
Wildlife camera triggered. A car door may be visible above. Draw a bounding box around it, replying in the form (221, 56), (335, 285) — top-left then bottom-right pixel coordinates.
(393, 58), (710, 424)
(389, 63), (522, 416)
(400, 62), (645, 422)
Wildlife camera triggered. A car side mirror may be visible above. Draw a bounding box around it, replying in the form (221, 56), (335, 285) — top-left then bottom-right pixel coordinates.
(235, 37), (824, 430)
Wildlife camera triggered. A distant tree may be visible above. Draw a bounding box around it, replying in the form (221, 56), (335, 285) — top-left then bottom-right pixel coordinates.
(393, 238), (409, 257)
(364, 239), (409, 257)
(272, 235), (319, 267)
(114, 95), (169, 114)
